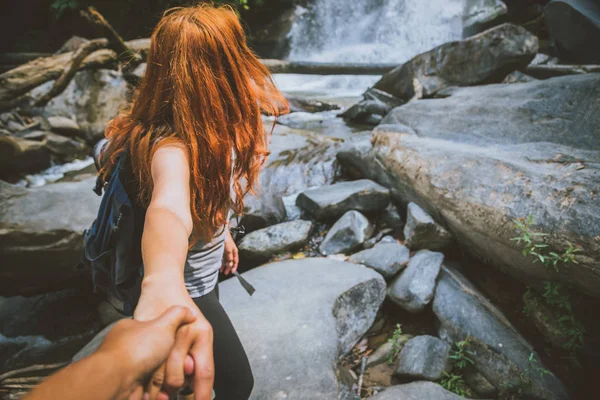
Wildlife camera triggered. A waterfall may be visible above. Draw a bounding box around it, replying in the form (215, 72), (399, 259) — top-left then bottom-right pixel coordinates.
(275, 0), (465, 95)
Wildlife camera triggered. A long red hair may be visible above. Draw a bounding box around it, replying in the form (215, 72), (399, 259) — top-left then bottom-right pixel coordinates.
(100, 3), (288, 243)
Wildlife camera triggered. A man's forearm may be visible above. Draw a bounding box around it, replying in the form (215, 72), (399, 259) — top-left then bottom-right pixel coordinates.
(25, 352), (133, 400)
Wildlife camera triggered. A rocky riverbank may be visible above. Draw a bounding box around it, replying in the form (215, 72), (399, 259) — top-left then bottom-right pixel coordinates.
(2, 1), (600, 399)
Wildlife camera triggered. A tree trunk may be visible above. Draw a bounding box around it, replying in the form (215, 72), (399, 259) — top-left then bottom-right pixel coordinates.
(34, 39), (109, 107)
(262, 59), (397, 75)
(0, 38), (398, 110)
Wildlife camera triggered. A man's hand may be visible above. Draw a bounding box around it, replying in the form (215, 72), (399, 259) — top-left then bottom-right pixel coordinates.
(23, 306), (208, 400)
(134, 277), (214, 400)
(98, 306), (196, 397)
(221, 229), (239, 276)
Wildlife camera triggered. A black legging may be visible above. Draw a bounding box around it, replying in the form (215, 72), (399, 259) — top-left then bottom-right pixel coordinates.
(192, 285), (254, 400)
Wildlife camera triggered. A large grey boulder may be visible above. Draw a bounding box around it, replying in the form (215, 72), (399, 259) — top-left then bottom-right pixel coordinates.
(348, 242), (409, 279)
(31, 69), (130, 143)
(73, 258), (386, 400)
(433, 266), (570, 400)
(373, 23), (538, 102)
(368, 382), (465, 400)
(388, 250), (444, 313)
(545, 0), (600, 64)
(238, 220), (313, 265)
(463, 0), (508, 37)
(223, 258), (386, 399)
(396, 335), (452, 381)
(319, 211), (374, 255)
(0, 178), (100, 296)
(338, 74), (600, 298)
(296, 179), (390, 220)
(404, 203), (453, 251)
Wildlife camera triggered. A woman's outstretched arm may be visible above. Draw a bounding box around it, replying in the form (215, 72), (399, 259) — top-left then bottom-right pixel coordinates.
(138, 144), (193, 298)
(133, 144), (215, 400)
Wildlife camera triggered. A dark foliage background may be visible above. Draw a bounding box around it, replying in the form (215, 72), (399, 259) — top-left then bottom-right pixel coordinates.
(0, 0), (296, 53)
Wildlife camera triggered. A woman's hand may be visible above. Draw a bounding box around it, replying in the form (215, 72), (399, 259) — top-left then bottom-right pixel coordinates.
(134, 276), (214, 400)
(221, 229), (239, 276)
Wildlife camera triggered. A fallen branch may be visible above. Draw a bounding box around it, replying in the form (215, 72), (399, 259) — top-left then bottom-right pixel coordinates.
(0, 377), (45, 385)
(35, 38), (109, 107)
(80, 7), (141, 66)
(0, 39), (148, 108)
(262, 59), (396, 75)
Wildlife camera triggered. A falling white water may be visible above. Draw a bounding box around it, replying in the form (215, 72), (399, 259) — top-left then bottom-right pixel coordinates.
(274, 0), (465, 96)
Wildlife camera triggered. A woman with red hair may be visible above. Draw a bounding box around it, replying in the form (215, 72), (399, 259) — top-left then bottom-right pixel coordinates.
(99, 4), (288, 399)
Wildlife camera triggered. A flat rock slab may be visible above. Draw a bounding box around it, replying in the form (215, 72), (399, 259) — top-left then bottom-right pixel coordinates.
(348, 242), (409, 279)
(388, 250), (444, 313)
(319, 210), (374, 255)
(239, 220), (313, 265)
(0, 178), (100, 296)
(404, 203), (453, 251)
(369, 381), (466, 400)
(221, 258), (386, 400)
(396, 335), (451, 381)
(433, 266), (570, 400)
(296, 179), (389, 220)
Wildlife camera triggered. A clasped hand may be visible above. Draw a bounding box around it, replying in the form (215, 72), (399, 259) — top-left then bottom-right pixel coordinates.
(133, 278), (214, 400)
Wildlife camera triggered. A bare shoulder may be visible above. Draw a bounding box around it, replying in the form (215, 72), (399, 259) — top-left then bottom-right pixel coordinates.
(151, 141), (189, 181)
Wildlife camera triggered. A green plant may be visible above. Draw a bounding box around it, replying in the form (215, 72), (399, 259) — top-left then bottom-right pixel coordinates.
(528, 353), (551, 378)
(386, 324), (403, 365)
(51, 0), (80, 18)
(440, 372), (472, 398)
(449, 337), (475, 370)
(540, 282), (585, 351)
(512, 215), (582, 272)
